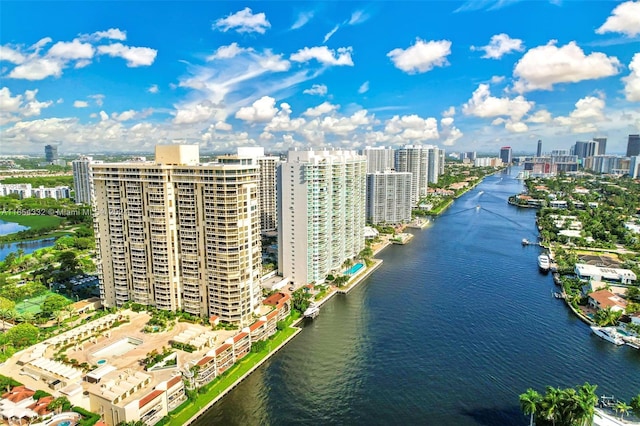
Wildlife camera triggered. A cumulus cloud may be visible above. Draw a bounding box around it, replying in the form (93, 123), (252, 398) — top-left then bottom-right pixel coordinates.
(440, 116), (463, 146)
(214, 8), (271, 34)
(387, 39), (451, 74)
(463, 84), (533, 121)
(0, 46), (27, 64)
(8, 58), (63, 80)
(384, 114), (439, 140)
(89, 94), (104, 106)
(83, 28), (127, 41)
(303, 101), (338, 117)
(596, 1), (640, 37)
(147, 84), (159, 94)
(235, 96), (278, 122)
(73, 100), (89, 108)
(526, 110), (552, 123)
(358, 81), (369, 94)
(512, 41), (621, 92)
(97, 43), (157, 67)
(0, 87), (53, 125)
(292, 11), (315, 30)
(623, 53), (640, 102)
(442, 106), (456, 117)
(303, 84), (328, 96)
(206, 43), (250, 61)
(47, 39), (95, 63)
(290, 46), (354, 66)
(472, 33), (524, 59)
(265, 103), (306, 132)
(554, 95), (606, 133)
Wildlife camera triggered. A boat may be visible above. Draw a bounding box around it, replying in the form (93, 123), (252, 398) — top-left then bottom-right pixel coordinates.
(303, 303), (320, 319)
(538, 254), (550, 272)
(522, 238), (530, 246)
(590, 326), (625, 345)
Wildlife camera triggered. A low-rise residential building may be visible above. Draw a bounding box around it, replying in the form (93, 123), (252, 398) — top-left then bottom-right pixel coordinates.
(588, 289), (628, 312)
(575, 264), (637, 284)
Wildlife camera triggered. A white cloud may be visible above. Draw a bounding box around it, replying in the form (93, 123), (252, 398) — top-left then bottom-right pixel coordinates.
(303, 101), (339, 117)
(292, 11), (315, 30)
(47, 39), (95, 60)
(320, 110), (372, 135)
(384, 114), (439, 140)
(73, 100), (89, 108)
(87, 28), (127, 41)
(173, 101), (224, 125)
(623, 53), (640, 102)
(8, 58), (63, 80)
(442, 106), (456, 117)
(526, 110), (552, 123)
(472, 33), (524, 59)
(463, 84), (534, 121)
(596, 1), (640, 37)
(112, 110), (137, 121)
(554, 95), (606, 133)
(358, 81), (369, 94)
(440, 116), (463, 146)
(387, 39), (452, 74)
(214, 7), (271, 34)
(148, 84), (159, 94)
(235, 96), (278, 122)
(303, 84), (328, 96)
(490, 75), (505, 84)
(348, 10), (370, 25)
(265, 103), (306, 132)
(97, 43), (157, 67)
(513, 41), (621, 92)
(206, 43), (250, 61)
(89, 94), (104, 106)
(323, 25), (340, 43)
(0, 87), (53, 125)
(0, 46), (26, 64)
(290, 46), (354, 66)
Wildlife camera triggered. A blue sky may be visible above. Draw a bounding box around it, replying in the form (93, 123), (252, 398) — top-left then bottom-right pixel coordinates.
(1, 1), (639, 155)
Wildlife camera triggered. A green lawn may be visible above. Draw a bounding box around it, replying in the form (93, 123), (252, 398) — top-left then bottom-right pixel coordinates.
(0, 213), (63, 231)
(15, 291), (67, 314)
(166, 326), (299, 426)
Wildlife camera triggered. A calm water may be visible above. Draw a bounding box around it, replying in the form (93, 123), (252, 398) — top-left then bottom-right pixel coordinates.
(196, 167), (640, 426)
(0, 219), (28, 236)
(0, 238), (55, 262)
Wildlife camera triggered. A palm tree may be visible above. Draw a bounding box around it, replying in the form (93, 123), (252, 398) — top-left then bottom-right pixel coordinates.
(541, 386), (561, 426)
(52, 310), (65, 327)
(64, 304), (75, 319)
(519, 388), (541, 426)
(19, 312), (34, 324)
(615, 401), (630, 420)
(0, 308), (9, 332)
(577, 382), (598, 426)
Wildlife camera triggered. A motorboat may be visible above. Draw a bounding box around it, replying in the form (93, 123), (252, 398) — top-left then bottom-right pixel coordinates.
(590, 326), (625, 345)
(522, 238), (530, 246)
(303, 303), (320, 319)
(538, 254), (550, 272)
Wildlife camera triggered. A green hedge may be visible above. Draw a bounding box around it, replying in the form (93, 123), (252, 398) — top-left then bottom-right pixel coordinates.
(73, 406), (100, 426)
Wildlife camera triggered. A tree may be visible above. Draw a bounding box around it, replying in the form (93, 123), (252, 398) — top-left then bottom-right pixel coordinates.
(577, 382), (597, 426)
(57, 251), (80, 274)
(594, 307), (622, 327)
(631, 394), (640, 418)
(541, 386), (561, 426)
(41, 294), (71, 316)
(0, 297), (15, 311)
(5, 323), (39, 348)
(52, 310), (65, 326)
(519, 388), (541, 426)
(46, 396), (70, 414)
(615, 401), (630, 420)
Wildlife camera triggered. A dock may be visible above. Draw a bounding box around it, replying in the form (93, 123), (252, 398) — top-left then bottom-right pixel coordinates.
(391, 233), (414, 245)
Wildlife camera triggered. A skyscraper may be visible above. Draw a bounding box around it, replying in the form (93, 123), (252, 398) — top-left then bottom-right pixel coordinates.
(45, 144), (58, 162)
(573, 141), (598, 161)
(536, 140), (542, 157)
(395, 145), (429, 207)
(72, 156), (96, 204)
(361, 146), (395, 173)
(627, 135), (640, 157)
(92, 145), (261, 326)
(426, 145), (440, 184)
(366, 171), (412, 224)
(594, 137), (607, 155)
(500, 146), (512, 165)
(278, 149), (366, 287)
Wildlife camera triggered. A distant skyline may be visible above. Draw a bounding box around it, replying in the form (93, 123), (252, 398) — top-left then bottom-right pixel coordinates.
(0, 1), (639, 155)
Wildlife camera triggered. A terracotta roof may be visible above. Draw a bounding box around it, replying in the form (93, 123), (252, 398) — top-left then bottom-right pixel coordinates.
(196, 356), (214, 367)
(209, 315), (219, 323)
(2, 386), (35, 403)
(139, 389), (163, 409)
(266, 310), (278, 320)
(589, 289), (628, 309)
(28, 396), (54, 415)
(249, 320), (266, 331)
(263, 292), (290, 307)
(215, 343), (232, 355)
(233, 332), (249, 342)
(167, 376), (182, 388)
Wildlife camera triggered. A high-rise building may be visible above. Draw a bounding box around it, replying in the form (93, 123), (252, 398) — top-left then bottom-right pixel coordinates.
(45, 144), (58, 162)
(426, 145), (440, 184)
(627, 135), (640, 157)
(278, 149), (366, 287)
(573, 141), (599, 161)
(594, 137), (607, 155)
(72, 156), (98, 204)
(629, 156), (640, 179)
(536, 140), (542, 157)
(361, 146), (395, 173)
(500, 146), (512, 165)
(231, 147), (279, 232)
(92, 145), (261, 326)
(395, 145), (429, 206)
(366, 171), (412, 225)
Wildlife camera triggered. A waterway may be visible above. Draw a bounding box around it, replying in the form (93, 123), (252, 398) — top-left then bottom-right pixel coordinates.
(195, 167), (640, 426)
(0, 239), (56, 262)
(0, 219), (28, 236)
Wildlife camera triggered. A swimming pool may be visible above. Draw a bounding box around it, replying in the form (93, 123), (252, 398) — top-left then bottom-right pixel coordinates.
(344, 263), (364, 275)
(93, 337), (142, 358)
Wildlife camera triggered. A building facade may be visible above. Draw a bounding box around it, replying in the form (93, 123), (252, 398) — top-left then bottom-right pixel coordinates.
(395, 145), (429, 207)
(499, 146), (512, 165)
(536, 140), (542, 157)
(361, 146), (395, 173)
(72, 156), (97, 204)
(627, 134), (640, 157)
(45, 144), (58, 162)
(366, 171), (412, 225)
(278, 149), (366, 287)
(594, 137), (607, 155)
(92, 145), (261, 326)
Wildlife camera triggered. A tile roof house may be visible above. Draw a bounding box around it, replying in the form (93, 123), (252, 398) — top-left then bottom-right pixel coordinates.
(588, 289), (628, 312)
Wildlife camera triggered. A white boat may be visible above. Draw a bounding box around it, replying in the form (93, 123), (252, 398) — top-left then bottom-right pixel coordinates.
(303, 303), (320, 319)
(538, 254), (550, 271)
(522, 238), (530, 246)
(590, 326), (624, 345)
